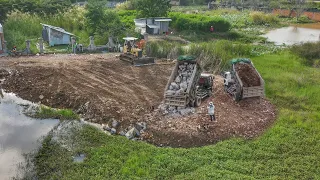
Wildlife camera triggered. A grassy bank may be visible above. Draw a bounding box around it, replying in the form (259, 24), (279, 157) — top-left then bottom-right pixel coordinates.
(35, 106), (79, 120)
(34, 51), (320, 179)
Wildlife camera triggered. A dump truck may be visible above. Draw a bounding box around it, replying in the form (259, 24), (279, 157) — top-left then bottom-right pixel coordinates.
(119, 37), (155, 66)
(224, 58), (264, 102)
(163, 56), (213, 107)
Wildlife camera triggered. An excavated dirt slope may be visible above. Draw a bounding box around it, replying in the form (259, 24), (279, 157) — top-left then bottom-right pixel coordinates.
(0, 54), (276, 147)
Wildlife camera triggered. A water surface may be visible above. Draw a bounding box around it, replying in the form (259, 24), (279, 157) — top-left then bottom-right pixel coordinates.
(0, 91), (59, 180)
(262, 26), (320, 45)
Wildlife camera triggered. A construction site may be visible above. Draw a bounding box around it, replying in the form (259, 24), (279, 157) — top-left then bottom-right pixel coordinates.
(0, 53), (276, 148)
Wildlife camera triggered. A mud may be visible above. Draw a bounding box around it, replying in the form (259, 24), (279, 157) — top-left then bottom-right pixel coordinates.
(0, 54), (276, 147)
(235, 63), (261, 87)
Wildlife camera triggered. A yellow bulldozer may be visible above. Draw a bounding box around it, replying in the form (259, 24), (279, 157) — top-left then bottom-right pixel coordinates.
(119, 37), (155, 66)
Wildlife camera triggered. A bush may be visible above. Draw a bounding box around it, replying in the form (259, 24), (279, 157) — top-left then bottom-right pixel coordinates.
(291, 42), (320, 66)
(297, 15), (314, 24)
(116, 1), (135, 10)
(3, 12), (42, 52)
(169, 12), (231, 32)
(250, 12), (279, 25)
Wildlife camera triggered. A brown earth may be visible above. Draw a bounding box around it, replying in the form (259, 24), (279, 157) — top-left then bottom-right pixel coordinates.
(235, 63), (261, 87)
(0, 54), (276, 148)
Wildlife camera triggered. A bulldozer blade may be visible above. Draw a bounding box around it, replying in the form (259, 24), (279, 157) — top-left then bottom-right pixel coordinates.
(133, 57), (155, 66)
(119, 54), (135, 64)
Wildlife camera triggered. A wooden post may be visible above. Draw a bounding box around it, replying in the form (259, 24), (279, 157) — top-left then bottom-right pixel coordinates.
(3, 40), (7, 53)
(26, 40), (31, 55)
(38, 38), (44, 54)
(71, 37), (76, 54)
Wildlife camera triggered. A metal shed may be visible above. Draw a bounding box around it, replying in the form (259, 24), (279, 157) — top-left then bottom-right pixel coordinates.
(41, 23), (75, 46)
(134, 18), (172, 35)
(0, 23), (4, 54)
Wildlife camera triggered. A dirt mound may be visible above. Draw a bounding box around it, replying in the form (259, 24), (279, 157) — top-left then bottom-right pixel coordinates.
(235, 63), (261, 87)
(145, 76), (276, 147)
(0, 54), (276, 148)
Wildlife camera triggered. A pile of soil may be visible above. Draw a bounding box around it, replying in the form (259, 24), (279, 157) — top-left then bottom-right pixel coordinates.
(0, 54), (276, 147)
(235, 63), (261, 87)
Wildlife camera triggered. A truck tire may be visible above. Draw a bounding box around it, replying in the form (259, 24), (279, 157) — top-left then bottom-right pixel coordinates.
(195, 96), (201, 107)
(233, 92), (241, 102)
(189, 100), (195, 107)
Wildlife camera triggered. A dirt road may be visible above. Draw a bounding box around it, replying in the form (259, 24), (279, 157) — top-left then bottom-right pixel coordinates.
(0, 54), (276, 147)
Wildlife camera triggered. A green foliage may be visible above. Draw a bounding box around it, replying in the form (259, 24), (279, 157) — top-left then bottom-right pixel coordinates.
(34, 52), (320, 179)
(85, 1), (125, 44)
(134, 0), (171, 18)
(116, 1), (135, 10)
(170, 12), (231, 32)
(3, 7), (91, 52)
(146, 40), (280, 72)
(0, 0), (72, 23)
(250, 12), (280, 26)
(117, 10), (138, 32)
(290, 42), (320, 66)
(147, 41), (184, 58)
(35, 106), (79, 120)
(172, 5), (209, 12)
(3, 12), (42, 51)
(297, 15), (314, 24)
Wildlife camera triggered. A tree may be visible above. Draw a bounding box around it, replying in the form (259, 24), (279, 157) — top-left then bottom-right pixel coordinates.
(85, 0), (125, 44)
(134, 0), (171, 18)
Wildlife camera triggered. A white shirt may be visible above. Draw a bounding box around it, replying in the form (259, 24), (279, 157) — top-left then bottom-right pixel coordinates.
(207, 105), (215, 115)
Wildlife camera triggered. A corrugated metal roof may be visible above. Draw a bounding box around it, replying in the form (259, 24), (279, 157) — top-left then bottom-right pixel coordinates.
(154, 19), (172, 22)
(123, 37), (138, 41)
(135, 23), (146, 27)
(147, 24), (159, 28)
(40, 23), (75, 36)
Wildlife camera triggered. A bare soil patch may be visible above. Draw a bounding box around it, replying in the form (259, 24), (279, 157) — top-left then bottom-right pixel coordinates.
(0, 54), (276, 147)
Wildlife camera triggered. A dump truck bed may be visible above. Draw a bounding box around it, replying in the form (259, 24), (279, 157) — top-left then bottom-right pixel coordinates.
(164, 59), (200, 107)
(233, 62), (264, 99)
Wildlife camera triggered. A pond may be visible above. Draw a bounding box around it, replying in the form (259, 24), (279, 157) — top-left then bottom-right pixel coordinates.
(0, 91), (59, 180)
(262, 26), (320, 45)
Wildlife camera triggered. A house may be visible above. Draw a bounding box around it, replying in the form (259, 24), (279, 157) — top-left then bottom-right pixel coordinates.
(134, 18), (172, 35)
(41, 23), (75, 46)
(0, 23), (4, 54)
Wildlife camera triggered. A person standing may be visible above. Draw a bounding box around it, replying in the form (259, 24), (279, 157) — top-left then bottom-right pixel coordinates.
(207, 102), (215, 121)
(210, 26), (214, 33)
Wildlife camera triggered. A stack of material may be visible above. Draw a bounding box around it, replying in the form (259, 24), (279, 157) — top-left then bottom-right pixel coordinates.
(165, 62), (195, 96)
(158, 104), (195, 117)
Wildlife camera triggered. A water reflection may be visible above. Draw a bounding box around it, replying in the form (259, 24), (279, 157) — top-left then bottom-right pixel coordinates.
(0, 91), (59, 180)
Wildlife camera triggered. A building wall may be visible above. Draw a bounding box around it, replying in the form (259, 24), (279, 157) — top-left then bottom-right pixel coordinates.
(49, 28), (71, 46)
(158, 22), (169, 34)
(135, 18), (171, 35)
(273, 9), (320, 22)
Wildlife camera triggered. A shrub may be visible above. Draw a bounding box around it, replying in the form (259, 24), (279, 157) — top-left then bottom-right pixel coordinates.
(169, 12), (231, 32)
(297, 15), (314, 23)
(116, 1), (135, 10)
(250, 12), (279, 25)
(290, 42), (320, 66)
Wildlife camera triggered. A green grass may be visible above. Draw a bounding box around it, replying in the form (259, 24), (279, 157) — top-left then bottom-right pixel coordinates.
(35, 106), (79, 120)
(34, 51), (320, 179)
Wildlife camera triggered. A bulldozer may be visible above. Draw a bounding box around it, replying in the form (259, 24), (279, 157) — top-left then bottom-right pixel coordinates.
(119, 37), (155, 66)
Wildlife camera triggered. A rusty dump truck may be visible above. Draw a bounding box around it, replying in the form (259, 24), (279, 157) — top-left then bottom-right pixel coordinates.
(163, 56), (213, 107)
(224, 58), (264, 101)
